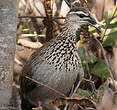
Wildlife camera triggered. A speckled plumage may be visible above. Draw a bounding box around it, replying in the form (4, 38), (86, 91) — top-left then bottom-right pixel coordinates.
(20, 7), (96, 109)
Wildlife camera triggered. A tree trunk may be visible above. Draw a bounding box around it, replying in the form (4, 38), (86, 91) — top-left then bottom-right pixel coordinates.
(0, 0), (18, 109)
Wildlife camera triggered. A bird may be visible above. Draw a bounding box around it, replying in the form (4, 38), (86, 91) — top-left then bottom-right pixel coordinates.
(20, 6), (97, 110)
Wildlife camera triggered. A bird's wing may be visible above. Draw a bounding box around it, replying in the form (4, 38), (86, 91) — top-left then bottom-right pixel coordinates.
(20, 39), (55, 95)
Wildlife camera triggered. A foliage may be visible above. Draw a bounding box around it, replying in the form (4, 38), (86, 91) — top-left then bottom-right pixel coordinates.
(89, 6), (117, 47)
(77, 88), (91, 98)
(77, 47), (97, 63)
(76, 6), (116, 100)
(78, 5), (117, 78)
(91, 60), (109, 77)
(96, 6), (117, 77)
(103, 5), (117, 47)
(77, 47), (97, 74)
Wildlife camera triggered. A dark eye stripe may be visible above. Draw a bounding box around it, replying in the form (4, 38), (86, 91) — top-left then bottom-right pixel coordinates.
(79, 14), (85, 18)
(76, 14), (86, 18)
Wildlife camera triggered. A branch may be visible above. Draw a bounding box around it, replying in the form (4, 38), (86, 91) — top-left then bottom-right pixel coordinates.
(18, 39), (43, 49)
(25, 76), (66, 98)
(18, 15), (65, 20)
(94, 37), (117, 90)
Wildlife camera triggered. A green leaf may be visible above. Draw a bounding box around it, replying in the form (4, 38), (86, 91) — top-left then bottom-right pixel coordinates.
(103, 24), (117, 47)
(104, 11), (109, 24)
(108, 30), (117, 38)
(92, 60), (109, 77)
(77, 47), (87, 74)
(103, 36), (115, 47)
(108, 8), (117, 19)
(86, 51), (97, 63)
(108, 21), (117, 28)
(76, 30), (80, 41)
(104, 6), (117, 25)
(104, 80), (109, 90)
(77, 47), (97, 75)
(88, 26), (96, 34)
(108, 30), (117, 45)
(77, 47), (85, 62)
(77, 89), (91, 98)
(77, 47), (97, 64)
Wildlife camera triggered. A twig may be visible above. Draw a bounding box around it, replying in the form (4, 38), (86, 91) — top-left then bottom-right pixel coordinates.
(25, 76), (66, 98)
(19, 34), (45, 38)
(64, 80), (82, 110)
(18, 39), (43, 49)
(18, 15), (45, 19)
(14, 57), (23, 66)
(83, 47), (90, 78)
(93, 37), (117, 90)
(18, 15), (65, 20)
(64, 0), (71, 8)
(77, 104), (85, 110)
(83, 78), (96, 94)
(89, 23), (102, 35)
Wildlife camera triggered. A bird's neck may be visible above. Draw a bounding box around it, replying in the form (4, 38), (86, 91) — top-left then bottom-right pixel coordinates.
(56, 22), (80, 44)
(64, 19), (81, 32)
(44, 22), (80, 71)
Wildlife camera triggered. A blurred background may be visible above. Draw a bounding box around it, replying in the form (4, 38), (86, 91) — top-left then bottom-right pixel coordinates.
(14, 1), (117, 110)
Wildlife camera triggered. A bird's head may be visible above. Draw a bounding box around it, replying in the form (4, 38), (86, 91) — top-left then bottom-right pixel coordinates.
(65, 7), (97, 30)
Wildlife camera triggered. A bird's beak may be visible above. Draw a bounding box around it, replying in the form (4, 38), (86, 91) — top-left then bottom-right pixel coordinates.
(89, 16), (101, 34)
(89, 16), (97, 25)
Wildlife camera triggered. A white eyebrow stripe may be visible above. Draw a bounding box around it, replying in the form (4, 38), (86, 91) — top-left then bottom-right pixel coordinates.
(69, 11), (89, 16)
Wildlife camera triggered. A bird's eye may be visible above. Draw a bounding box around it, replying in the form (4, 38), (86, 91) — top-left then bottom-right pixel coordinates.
(79, 14), (85, 18)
